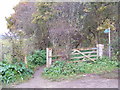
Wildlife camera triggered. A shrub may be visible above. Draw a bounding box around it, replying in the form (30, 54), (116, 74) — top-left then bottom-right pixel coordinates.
(0, 61), (34, 84)
(27, 50), (46, 67)
(111, 37), (120, 60)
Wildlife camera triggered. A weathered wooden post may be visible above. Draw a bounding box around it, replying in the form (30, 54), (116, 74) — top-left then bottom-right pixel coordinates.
(0, 43), (2, 61)
(46, 48), (52, 67)
(96, 44), (104, 58)
(24, 55), (28, 68)
(46, 48), (49, 67)
(49, 48), (52, 67)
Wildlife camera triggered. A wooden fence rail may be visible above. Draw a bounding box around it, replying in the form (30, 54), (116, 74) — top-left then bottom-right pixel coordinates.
(46, 44), (104, 67)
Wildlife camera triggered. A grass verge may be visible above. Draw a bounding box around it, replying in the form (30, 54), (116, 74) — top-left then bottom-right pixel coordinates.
(42, 57), (118, 81)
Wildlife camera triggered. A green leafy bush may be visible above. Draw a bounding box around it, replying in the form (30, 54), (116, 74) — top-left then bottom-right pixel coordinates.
(42, 57), (118, 80)
(0, 61), (34, 84)
(27, 50), (46, 67)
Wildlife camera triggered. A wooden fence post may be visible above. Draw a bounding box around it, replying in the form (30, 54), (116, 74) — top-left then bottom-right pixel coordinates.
(24, 55), (28, 68)
(0, 43), (2, 61)
(49, 48), (52, 66)
(46, 48), (49, 67)
(46, 48), (52, 67)
(96, 44), (104, 58)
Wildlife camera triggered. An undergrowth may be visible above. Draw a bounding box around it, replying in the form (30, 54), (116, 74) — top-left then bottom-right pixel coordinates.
(0, 49), (46, 85)
(27, 50), (46, 70)
(42, 57), (118, 81)
(0, 61), (33, 84)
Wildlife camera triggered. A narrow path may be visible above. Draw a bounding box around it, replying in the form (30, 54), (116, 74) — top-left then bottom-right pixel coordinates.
(14, 66), (118, 88)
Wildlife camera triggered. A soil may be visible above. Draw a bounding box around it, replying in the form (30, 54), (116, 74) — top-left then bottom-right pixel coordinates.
(13, 66), (118, 88)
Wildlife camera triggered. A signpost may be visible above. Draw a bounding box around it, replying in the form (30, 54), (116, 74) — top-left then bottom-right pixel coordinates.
(104, 28), (111, 58)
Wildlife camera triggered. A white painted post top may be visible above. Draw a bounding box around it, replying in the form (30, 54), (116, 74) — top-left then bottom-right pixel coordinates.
(96, 44), (104, 49)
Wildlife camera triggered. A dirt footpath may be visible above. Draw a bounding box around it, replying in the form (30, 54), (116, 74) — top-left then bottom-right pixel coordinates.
(14, 66), (118, 88)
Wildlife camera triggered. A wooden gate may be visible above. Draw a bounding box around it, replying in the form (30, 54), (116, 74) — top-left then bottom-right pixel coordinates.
(46, 44), (104, 67)
(69, 48), (97, 63)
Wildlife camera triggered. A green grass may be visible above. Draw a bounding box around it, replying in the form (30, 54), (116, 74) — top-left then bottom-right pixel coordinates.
(42, 57), (118, 81)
